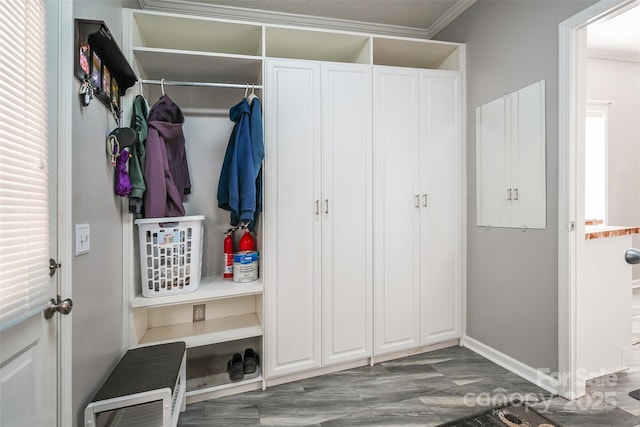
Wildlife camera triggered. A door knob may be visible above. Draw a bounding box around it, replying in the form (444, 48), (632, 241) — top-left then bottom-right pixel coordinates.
(44, 296), (73, 319)
(625, 248), (640, 265)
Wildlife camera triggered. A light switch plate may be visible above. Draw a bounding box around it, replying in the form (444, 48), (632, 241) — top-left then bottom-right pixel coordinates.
(75, 224), (90, 256)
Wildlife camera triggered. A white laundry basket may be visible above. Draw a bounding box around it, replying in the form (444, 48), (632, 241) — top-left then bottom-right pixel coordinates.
(135, 215), (205, 297)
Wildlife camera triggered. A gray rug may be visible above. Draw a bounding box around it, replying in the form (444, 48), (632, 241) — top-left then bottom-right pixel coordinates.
(437, 401), (561, 426)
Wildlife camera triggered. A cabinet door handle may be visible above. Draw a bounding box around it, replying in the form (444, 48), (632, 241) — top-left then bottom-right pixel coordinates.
(506, 188), (512, 201)
(325, 199), (329, 214)
(513, 188), (519, 201)
(315, 200), (320, 215)
(423, 194), (428, 207)
(415, 194), (420, 208)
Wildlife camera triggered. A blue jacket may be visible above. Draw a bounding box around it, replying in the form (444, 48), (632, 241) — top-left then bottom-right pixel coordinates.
(248, 97), (264, 230)
(217, 99), (256, 224)
(249, 97), (264, 179)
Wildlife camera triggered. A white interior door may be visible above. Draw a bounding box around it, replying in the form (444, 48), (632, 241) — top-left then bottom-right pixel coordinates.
(0, 1), (58, 424)
(0, 299), (57, 427)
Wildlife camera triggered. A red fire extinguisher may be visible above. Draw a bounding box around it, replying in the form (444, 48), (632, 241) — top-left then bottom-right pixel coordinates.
(223, 229), (234, 279)
(238, 227), (255, 252)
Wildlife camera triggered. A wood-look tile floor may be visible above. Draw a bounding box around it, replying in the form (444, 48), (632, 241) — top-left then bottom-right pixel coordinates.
(177, 346), (640, 426)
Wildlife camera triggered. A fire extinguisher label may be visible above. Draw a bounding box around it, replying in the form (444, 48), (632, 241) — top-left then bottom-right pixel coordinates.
(224, 253), (234, 278)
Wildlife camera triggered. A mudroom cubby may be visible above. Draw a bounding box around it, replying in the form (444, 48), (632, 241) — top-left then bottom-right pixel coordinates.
(131, 293), (263, 402)
(186, 338), (262, 399)
(122, 5), (465, 404)
(123, 7), (266, 403)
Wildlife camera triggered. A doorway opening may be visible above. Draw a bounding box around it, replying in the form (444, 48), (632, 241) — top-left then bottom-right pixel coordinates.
(558, 0), (640, 400)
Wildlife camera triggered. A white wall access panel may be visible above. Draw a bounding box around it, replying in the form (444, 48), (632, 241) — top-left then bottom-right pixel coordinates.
(476, 97), (508, 227)
(510, 81), (546, 229)
(476, 80), (546, 229)
(264, 59), (322, 377)
(373, 66), (421, 356)
(419, 71), (462, 344)
(321, 63), (373, 366)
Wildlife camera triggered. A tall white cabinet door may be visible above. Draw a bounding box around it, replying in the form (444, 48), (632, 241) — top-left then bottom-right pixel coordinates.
(373, 66), (421, 356)
(264, 59), (322, 377)
(476, 97), (509, 228)
(511, 80), (546, 229)
(322, 63), (373, 366)
(420, 71), (462, 345)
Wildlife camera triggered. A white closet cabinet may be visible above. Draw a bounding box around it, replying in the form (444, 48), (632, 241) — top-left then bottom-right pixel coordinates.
(264, 59), (373, 377)
(321, 62), (373, 367)
(373, 66), (421, 355)
(264, 60), (323, 378)
(419, 71), (462, 345)
(122, 6), (465, 393)
(476, 80), (546, 229)
(373, 67), (462, 356)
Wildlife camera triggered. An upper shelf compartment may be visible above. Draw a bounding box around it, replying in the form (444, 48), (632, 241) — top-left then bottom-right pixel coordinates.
(132, 11), (263, 56)
(266, 27), (371, 64)
(373, 37), (461, 71)
(133, 48), (263, 84)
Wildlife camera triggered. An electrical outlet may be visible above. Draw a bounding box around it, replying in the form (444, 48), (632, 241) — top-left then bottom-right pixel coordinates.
(193, 304), (206, 322)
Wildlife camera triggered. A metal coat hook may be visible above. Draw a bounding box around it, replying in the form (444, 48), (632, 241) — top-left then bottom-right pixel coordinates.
(110, 102), (120, 127)
(244, 83), (249, 99)
(161, 78), (166, 96)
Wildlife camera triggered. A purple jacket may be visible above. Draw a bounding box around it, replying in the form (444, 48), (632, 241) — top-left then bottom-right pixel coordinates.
(143, 95), (191, 218)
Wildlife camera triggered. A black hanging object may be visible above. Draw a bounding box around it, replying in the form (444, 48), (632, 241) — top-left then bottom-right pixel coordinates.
(108, 127), (138, 148)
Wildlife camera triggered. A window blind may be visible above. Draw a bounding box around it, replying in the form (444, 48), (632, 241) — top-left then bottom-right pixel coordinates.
(0, 0), (50, 332)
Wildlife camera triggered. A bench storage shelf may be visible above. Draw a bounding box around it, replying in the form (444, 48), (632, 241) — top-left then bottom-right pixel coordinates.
(84, 342), (186, 427)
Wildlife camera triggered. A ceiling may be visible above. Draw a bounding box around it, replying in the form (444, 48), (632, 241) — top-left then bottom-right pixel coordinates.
(139, 0), (476, 38)
(587, 4), (640, 60)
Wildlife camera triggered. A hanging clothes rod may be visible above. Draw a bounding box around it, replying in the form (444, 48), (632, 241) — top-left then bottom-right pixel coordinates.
(141, 79), (262, 90)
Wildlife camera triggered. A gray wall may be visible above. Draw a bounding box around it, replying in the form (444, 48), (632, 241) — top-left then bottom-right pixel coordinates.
(71, 1), (138, 425)
(586, 57), (640, 279)
(587, 57), (640, 226)
(436, 0), (597, 372)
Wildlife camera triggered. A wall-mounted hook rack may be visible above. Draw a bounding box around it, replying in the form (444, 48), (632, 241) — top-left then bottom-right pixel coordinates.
(75, 19), (137, 113)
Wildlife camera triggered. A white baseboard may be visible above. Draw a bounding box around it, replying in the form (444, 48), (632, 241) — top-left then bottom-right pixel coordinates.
(462, 335), (559, 395)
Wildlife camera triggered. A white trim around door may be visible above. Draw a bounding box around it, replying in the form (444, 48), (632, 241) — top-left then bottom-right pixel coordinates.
(557, 0), (638, 400)
(50, 0), (74, 424)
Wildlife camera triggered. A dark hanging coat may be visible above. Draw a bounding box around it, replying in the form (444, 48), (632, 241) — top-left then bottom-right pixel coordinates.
(143, 95), (191, 218)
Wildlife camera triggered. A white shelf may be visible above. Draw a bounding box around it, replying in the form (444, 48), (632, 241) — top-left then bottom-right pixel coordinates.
(132, 276), (263, 309)
(373, 37), (459, 70)
(266, 27), (371, 63)
(139, 313), (262, 348)
(187, 352), (262, 395)
(133, 10), (263, 56)
(133, 47), (262, 83)
(187, 374), (262, 398)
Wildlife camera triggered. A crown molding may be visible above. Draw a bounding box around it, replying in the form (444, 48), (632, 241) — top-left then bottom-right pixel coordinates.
(426, 0), (476, 37)
(138, 0), (474, 39)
